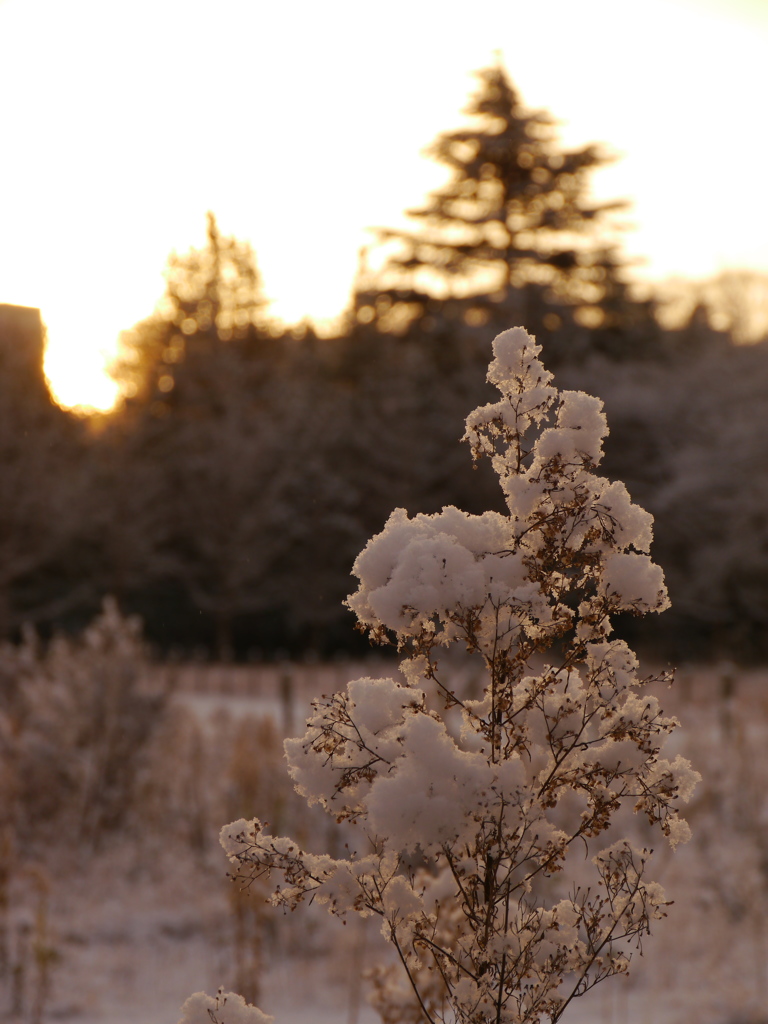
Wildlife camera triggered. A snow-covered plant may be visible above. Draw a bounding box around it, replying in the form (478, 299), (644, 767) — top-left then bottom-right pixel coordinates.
(218, 328), (699, 1024)
(179, 988), (272, 1024)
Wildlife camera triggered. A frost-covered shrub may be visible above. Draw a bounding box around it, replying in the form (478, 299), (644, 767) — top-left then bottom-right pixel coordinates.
(213, 328), (699, 1024)
(0, 598), (163, 848)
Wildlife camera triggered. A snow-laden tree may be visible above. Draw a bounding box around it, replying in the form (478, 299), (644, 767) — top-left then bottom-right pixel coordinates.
(208, 327), (698, 1024)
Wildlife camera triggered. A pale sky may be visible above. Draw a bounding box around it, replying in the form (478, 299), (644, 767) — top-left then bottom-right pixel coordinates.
(1, 0), (766, 410)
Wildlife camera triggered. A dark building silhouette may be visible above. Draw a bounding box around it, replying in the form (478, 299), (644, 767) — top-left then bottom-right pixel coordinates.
(0, 303), (47, 400)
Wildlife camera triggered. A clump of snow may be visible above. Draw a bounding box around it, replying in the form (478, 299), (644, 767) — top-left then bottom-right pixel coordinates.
(178, 989), (273, 1024)
(601, 551), (670, 612)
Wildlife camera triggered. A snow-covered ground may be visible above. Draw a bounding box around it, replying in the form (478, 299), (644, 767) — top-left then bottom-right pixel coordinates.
(43, 851), (384, 1024)
(4, 658), (768, 1024)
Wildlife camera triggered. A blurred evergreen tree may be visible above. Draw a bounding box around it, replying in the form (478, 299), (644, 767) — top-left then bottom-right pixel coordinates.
(353, 63), (657, 362)
(106, 218), (360, 656)
(116, 212), (271, 410)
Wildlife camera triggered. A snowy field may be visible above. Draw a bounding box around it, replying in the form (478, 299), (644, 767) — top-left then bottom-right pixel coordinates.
(4, 657), (768, 1024)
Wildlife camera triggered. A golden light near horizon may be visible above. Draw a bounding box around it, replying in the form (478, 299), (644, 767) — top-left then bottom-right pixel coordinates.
(1, 0), (767, 412)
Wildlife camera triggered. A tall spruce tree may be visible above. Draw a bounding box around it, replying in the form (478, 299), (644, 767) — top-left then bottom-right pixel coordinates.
(354, 64), (654, 360)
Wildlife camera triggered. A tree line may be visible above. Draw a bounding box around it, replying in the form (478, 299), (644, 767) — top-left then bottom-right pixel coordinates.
(2, 65), (766, 660)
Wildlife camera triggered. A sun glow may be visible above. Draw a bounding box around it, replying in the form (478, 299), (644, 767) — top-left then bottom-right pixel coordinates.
(1, 0), (767, 412)
(42, 309), (123, 414)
